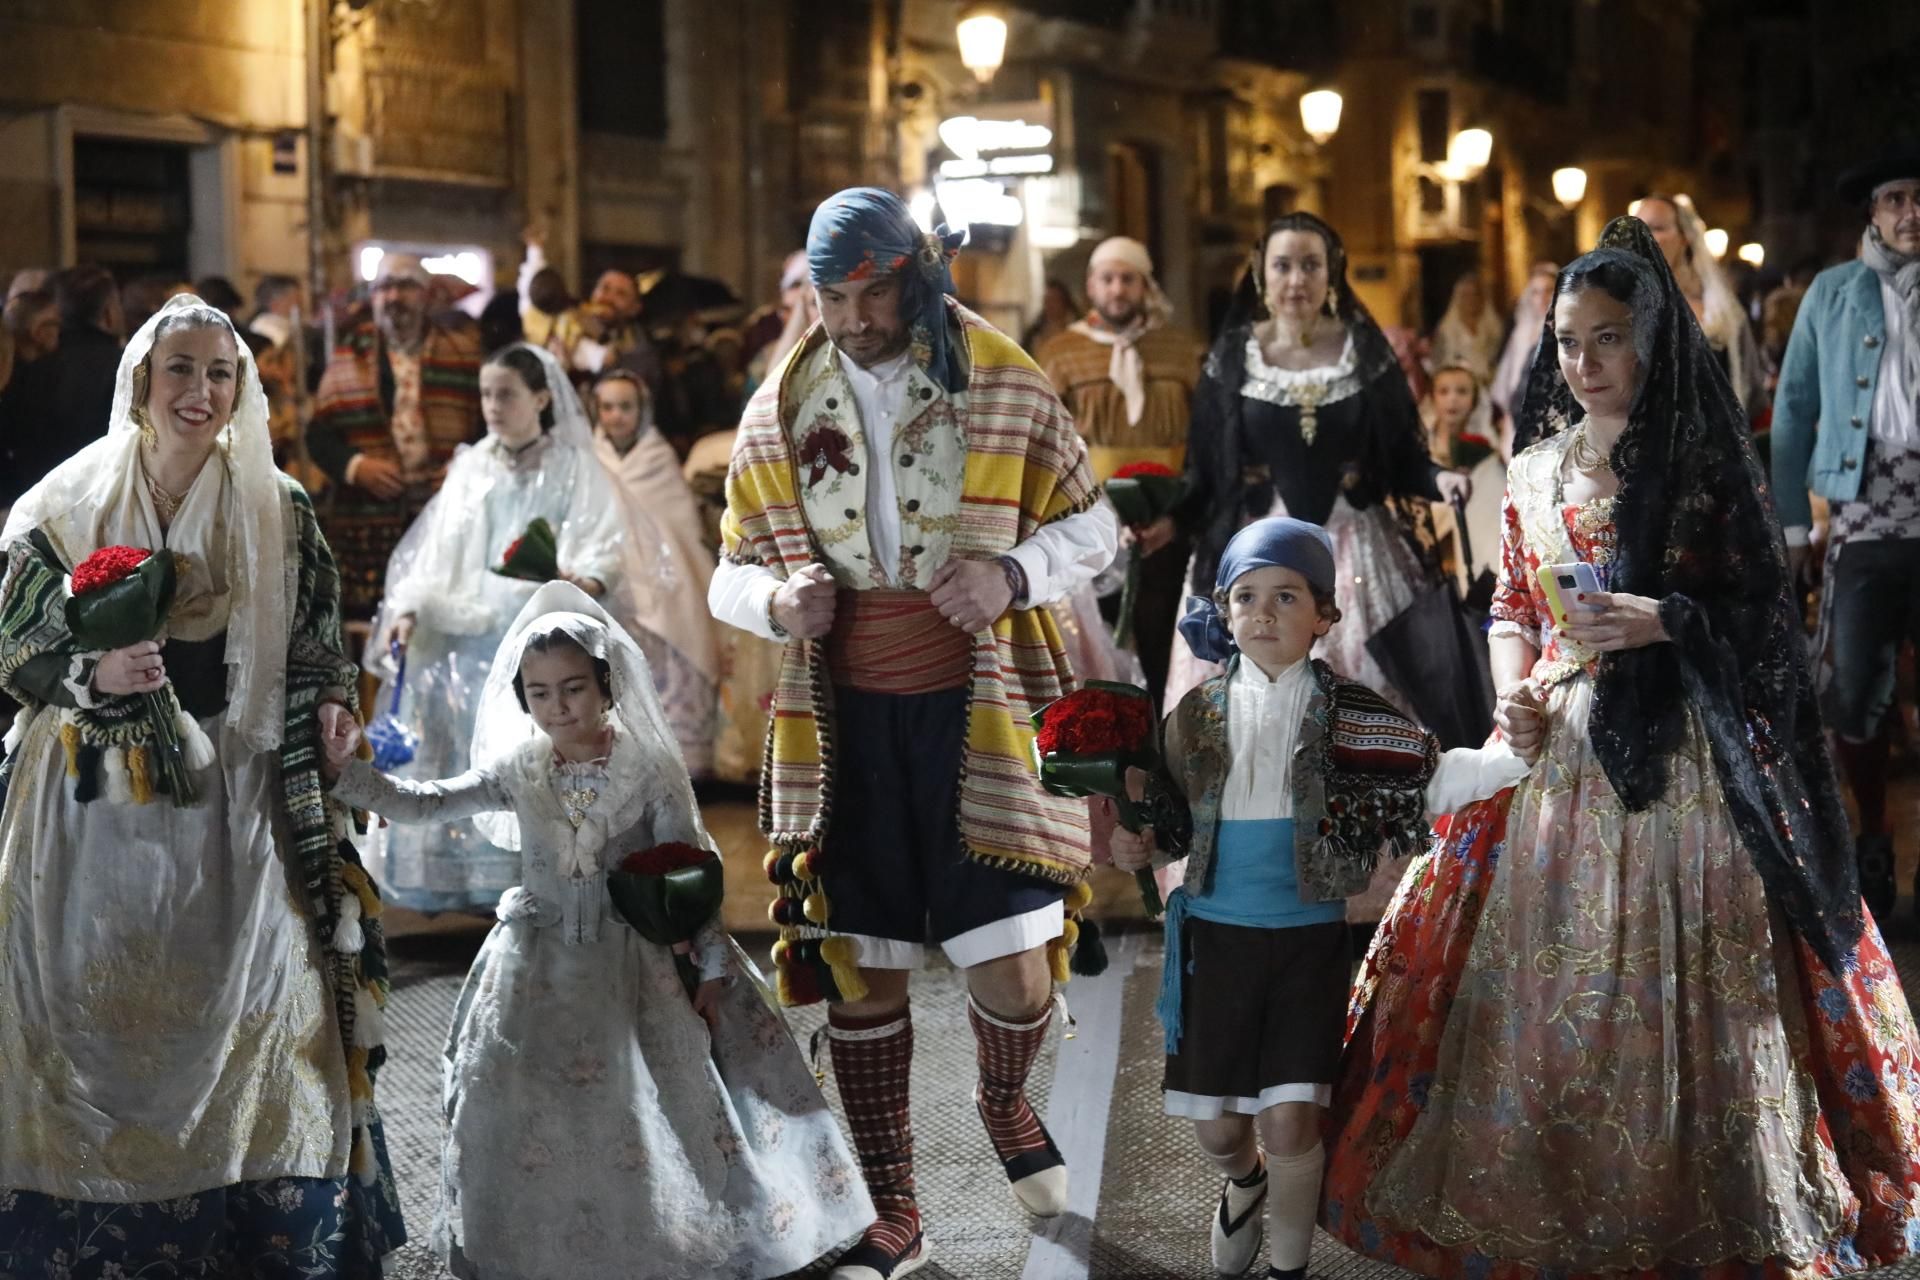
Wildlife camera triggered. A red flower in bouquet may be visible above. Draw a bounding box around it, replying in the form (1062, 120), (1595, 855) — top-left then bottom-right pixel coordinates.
(618, 841), (711, 877)
(71, 545), (153, 596)
(66, 543), (210, 805)
(1111, 460), (1178, 481)
(1034, 686), (1152, 758)
(491, 516), (560, 582)
(1031, 681), (1168, 916)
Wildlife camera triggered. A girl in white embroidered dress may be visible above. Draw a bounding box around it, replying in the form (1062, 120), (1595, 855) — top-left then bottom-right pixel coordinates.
(325, 582), (872, 1280)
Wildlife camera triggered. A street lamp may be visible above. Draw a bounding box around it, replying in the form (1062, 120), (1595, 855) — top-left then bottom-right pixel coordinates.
(1446, 127), (1493, 179)
(1300, 90), (1343, 146)
(957, 4), (1008, 83)
(1738, 242), (1765, 268)
(1704, 227), (1729, 259)
(1551, 167), (1588, 209)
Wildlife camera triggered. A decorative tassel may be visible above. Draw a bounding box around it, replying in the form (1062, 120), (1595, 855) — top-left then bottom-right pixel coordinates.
(353, 983), (386, 1048)
(73, 744), (103, 803)
(1064, 879), (1095, 915)
(346, 1044), (373, 1102)
(340, 863), (384, 919)
(1047, 934), (1073, 984)
(1071, 916), (1109, 977)
(792, 848), (818, 881)
(177, 708), (216, 771)
(819, 935), (867, 1004)
(333, 891), (365, 954)
(350, 1127), (378, 1186)
(59, 718), (81, 779)
(1156, 888), (1193, 1055)
(126, 745), (154, 805)
(803, 887), (830, 925)
(103, 746), (133, 805)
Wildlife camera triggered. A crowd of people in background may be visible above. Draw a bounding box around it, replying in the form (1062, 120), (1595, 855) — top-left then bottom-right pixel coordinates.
(3, 148), (1920, 1280)
(0, 185), (1906, 809)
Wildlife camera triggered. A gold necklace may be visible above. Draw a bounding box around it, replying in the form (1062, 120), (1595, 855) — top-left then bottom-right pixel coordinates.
(146, 473), (187, 521)
(1568, 424), (1611, 474)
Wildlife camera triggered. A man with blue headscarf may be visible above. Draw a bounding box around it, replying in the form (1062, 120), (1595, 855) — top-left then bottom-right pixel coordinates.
(709, 187), (1118, 1278)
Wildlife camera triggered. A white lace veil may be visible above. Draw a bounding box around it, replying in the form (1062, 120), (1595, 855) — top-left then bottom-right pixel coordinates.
(3, 293), (291, 751)
(518, 342), (593, 451)
(468, 580), (714, 854)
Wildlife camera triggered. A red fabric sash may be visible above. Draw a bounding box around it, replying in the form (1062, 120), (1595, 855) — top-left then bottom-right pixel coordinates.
(826, 589), (973, 693)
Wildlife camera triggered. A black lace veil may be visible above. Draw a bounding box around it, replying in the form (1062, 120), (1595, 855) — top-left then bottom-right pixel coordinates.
(1515, 215), (1862, 970)
(1207, 211), (1404, 392)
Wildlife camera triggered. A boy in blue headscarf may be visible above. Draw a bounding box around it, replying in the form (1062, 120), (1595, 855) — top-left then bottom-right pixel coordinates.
(1110, 515), (1525, 1280)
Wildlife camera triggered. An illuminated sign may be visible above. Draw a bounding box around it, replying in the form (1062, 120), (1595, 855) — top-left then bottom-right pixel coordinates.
(356, 242), (492, 287)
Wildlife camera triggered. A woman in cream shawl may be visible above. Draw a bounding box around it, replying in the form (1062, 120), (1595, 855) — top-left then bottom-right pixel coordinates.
(0, 294), (404, 1275)
(589, 368), (719, 776)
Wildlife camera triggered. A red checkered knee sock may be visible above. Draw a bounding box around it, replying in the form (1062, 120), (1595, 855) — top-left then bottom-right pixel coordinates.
(827, 1008), (921, 1257)
(968, 995), (1057, 1167)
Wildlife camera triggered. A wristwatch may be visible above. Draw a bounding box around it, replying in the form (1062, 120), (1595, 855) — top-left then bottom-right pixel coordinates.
(997, 555), (1030, 608)
(766, 586), (790, 639)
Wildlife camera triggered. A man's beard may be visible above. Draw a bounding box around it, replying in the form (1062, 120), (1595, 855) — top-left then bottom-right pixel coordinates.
(834, 326), (909, 367)
(1096, 301), (1141, 331)
(379, 308), (423, 346)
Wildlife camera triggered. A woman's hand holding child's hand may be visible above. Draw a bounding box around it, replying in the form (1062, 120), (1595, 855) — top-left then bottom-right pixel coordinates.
(690, 978), (724, 1029)
(319, 704), (363, 779)
(1494, 680), (1546, 764)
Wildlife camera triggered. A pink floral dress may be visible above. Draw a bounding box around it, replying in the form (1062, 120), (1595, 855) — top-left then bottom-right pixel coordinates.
(1321, 430), (1920, 1279)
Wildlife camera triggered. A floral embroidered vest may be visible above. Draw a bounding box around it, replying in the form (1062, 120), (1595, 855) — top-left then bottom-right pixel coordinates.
(1161, 657), (1438, 903)
(783, 341), (968, 591)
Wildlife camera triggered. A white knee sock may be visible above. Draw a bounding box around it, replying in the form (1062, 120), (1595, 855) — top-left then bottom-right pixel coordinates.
(1265, 1141), (1324, 1272)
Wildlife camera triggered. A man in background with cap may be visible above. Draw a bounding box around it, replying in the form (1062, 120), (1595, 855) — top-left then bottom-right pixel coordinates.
(1041, 236), (1205, 708)
(711, 186), (1117, 1279)
(1773, 146), (1920, 917)
(308, 252), (483, 620)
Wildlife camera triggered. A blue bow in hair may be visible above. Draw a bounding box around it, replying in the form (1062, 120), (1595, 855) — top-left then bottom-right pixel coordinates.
(1178, 594), (1237, 665)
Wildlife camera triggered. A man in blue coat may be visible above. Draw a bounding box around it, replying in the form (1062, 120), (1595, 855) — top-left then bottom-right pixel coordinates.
(1773, 146), (1920, 917)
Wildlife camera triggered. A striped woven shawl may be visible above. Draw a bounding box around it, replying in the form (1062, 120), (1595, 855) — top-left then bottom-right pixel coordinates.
(722, 303), (1099, 885)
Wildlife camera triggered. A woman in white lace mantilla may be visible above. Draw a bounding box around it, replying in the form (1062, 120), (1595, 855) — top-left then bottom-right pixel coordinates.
(325, 582), (871, 1280)
(366, 342), (624, 911)
(0, 295), (404, 1275)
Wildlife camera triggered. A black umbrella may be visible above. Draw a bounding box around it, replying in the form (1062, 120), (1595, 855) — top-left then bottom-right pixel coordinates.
(1364, 493), (1497, 750)
(638, 271), (743, 323)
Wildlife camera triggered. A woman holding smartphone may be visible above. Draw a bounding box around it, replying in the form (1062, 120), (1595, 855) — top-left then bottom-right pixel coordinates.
(1318, 218), (1920, 1280)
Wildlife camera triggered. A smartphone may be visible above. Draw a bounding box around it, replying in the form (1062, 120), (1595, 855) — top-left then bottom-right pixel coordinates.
(1537, 561), (1601, 629)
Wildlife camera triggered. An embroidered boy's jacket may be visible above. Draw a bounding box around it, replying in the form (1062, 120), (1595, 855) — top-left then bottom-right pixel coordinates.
(1157, 657), (1439, 902)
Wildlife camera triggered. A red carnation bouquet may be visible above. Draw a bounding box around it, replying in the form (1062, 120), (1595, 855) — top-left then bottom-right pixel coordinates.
(490, 516), (560, 583)
(608, 840), (725, 994)
(607, 840), (724, 945)
(65, 544), (211, 805)
(1103, 461), (1187, 646)
(1030, 681), (1176, 916)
